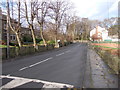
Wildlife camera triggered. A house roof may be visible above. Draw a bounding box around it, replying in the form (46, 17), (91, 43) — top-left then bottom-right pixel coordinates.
(90, 26), (108, 37)
(90, 26), (108, 32)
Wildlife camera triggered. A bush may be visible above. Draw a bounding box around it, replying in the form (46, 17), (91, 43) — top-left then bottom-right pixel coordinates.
(23, 42), (33, 45)
(64, 42), (68, 46)
(22, 35), (33, 42)
(47, 40), (55, 45)
(9, 42), (19, 46)
(39, 41), (44, 44)
(36, 38), (42, 43)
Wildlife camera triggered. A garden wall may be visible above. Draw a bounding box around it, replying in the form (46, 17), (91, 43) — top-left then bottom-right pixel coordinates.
(1, 44), (54, 60)
(1, 43), (71, 61)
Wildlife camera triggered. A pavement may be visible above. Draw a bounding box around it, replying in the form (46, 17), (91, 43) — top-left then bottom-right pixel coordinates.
(0, 42), (119, 89)
(88, 48), (118, 88)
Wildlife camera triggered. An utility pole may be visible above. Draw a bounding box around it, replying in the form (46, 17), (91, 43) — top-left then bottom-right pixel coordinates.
(0, 8), (2, 43)
(6, 0), (10, 59)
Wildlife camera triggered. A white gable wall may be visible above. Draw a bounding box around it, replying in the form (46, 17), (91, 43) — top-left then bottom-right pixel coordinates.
(90, 26), (109, 41)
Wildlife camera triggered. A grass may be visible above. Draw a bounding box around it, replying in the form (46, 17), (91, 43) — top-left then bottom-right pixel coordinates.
(0, 44), (53, 48)
(92, 41), (120, 44)
(0, 45), (7, 48)
(93, 45), (119, 49)
(0, 45), (15, 48)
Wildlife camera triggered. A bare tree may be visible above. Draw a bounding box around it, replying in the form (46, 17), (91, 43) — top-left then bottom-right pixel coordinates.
(49, 0), (70, 47)
(80, 18), (92, 40)
(63, 14), (72, 42)
(24, 0), (37, 48)
(65, 16), (80, 41)
(35, 0), (49, 46)
(7, 0), (22, 47)
(101, 17), (117, 29)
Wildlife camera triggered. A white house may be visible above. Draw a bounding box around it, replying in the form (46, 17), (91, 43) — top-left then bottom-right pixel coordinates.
(90, 26), (109, 41)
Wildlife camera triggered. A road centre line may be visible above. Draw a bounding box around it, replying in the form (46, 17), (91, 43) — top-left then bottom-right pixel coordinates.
(56, 52), (65, 56)
(29, 57), (53, 68)
(19, 67), (29, 71)
(19, 57), (53, 71)
(19, 49), (72, 71)
(65, 50), (71, 53)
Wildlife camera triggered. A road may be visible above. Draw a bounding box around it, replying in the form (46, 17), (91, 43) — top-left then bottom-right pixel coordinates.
(1, 43), (90, 88)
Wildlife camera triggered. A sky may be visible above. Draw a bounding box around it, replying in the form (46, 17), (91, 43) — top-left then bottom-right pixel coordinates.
(70, 0), (119, 20)
(0, 0), (119, 21)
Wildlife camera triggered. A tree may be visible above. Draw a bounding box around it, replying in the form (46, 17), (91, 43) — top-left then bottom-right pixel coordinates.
(7, 0), (22, 47)
(66, 16), (82, 41)
(63, 14), (73, 42)
(35, 0), (49, 46)
(80, 18), (92, 40)
(101, 17), (117, 29)
(108, 25), (118, 35)
(24, 0), (37, 48)
(49, 0), (70, 47)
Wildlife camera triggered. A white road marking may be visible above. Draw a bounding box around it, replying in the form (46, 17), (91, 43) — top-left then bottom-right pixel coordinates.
(0, 78), (31, 89)
(29, 57), (53, 68)
(56, 52), (64, 56)
(19, 66), (29, 71)
(29, 63), (40, 68)
(0, 75), (74, 88)
(65, 50), (71, 53)
(7, 74), (11, 76)
(43, 83), (63, 88)
(19, 57), (53, 71)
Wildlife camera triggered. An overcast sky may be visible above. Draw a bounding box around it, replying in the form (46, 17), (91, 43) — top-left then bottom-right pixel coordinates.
(1, 0), (119, 21)
(70, 0), (119, 20)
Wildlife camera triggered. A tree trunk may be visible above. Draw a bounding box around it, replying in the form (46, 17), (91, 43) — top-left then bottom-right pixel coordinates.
(54, 34), (59, 48)
(54, 21), (59, 48)
(16, 33), (22, 47)
(30, 26), (37, 48)
(40, 25), (47, 46)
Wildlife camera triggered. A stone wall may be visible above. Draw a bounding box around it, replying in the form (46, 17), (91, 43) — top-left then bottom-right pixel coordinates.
(1, 44), (54, 60)
(1, 43), (71, 61)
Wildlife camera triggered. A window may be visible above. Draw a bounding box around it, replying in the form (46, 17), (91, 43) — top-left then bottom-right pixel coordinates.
(29, 31), (31, 34)
(4, 23), (6, 29)
(10, 35), (16, 41)
(4, 29), (7, 33)
(13, 35), (16, 40)
(10, 36), (12, 40)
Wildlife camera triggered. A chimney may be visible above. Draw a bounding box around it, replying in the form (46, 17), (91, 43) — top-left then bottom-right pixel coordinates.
(96, 26), (98, 34)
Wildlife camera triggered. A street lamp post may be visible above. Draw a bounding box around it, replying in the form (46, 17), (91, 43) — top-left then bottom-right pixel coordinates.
(6, 0), (10, 59)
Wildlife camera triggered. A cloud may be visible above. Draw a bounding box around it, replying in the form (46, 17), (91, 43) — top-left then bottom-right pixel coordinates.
(70, 0), (118, 20)
(1, 0), (118, 20)
(108, 0), (119, 17)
